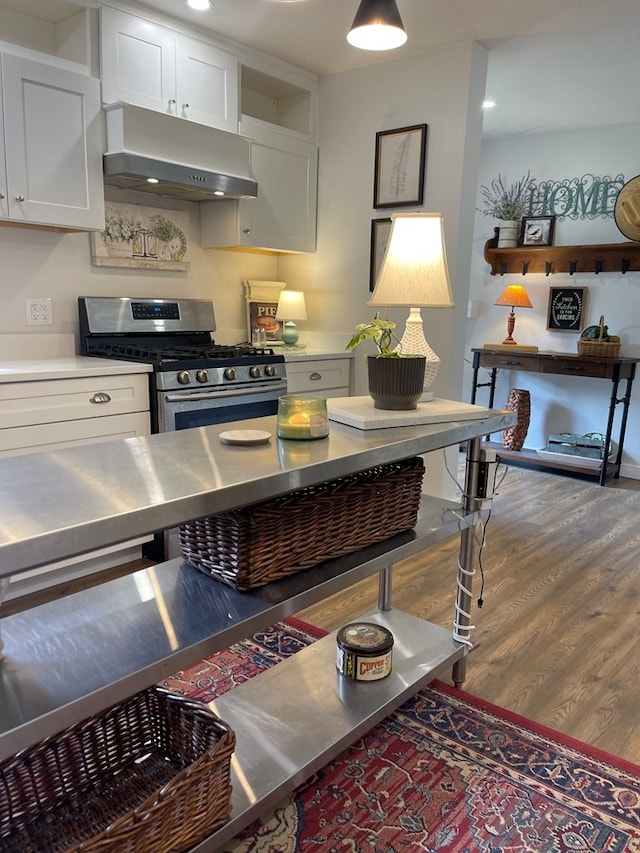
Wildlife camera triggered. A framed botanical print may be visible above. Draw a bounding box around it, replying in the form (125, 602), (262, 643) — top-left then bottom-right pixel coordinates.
(373, 124), (428, 208)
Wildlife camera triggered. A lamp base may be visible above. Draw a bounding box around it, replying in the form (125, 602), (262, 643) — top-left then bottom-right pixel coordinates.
(281, 321), (299, 346)
(483, 343), (539, 352)
(397, 307), (440, 394)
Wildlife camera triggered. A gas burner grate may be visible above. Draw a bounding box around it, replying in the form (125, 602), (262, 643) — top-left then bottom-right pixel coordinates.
(87, 342), (276, 363)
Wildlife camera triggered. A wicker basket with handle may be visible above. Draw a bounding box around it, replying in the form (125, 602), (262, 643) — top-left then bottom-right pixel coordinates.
(577, 314), (620, 357)
(180, 456), (425, 590)
(0, 686), (235, 853)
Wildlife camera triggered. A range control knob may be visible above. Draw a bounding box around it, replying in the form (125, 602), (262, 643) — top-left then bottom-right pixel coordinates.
(177, 371), (191, 385)
(265, 364), (276, 377)
(223, 367), (237, 381)
(249, 366), (262, 378)
(196, 370), (208, 383)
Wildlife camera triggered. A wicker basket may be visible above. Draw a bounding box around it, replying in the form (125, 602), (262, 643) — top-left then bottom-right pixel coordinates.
(180, 456), (425, 590)
(577, 339), (620, 358)
(0, 686), (235, 853)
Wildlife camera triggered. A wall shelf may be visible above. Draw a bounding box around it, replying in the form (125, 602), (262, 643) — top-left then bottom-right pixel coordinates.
(484, 227), (640, 276)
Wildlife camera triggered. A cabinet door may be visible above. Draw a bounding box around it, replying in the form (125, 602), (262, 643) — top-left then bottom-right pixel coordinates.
(175, 36), (238, 132)
(1, 53), (104, 230)
(100, 7), (176, 114)
(239, 126), (317, 252)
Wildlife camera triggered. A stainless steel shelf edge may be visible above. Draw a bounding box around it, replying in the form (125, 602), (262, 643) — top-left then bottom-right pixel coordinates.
(193, 609), (464, 851)
(0, 495), (474, 761)
(0, 410), (515, 577)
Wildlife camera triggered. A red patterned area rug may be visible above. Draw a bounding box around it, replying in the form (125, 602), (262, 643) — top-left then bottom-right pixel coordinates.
(161, 619), (640, 852)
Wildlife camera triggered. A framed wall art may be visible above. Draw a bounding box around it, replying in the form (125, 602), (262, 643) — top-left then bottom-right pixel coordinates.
(91, 202), (190, 270)
(370, 217), (392, 291)
(373, 124), (428, 209)
(547, 287), (586, 331)
(520, 215), (556, 247)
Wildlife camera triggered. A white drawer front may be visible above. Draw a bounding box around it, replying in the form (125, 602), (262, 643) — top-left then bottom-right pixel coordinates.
(0, 374), (149, 429)
(0, 412), (150, 457)
(286, 358), (350, 394)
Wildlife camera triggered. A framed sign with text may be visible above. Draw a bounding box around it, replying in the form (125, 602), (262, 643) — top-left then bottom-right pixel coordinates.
(547, 287), (587, 331)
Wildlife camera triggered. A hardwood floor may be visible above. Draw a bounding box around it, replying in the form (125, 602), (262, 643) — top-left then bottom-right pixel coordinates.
(300, 462), (640, 764)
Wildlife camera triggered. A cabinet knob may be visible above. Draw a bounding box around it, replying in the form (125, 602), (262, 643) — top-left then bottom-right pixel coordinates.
(242, 228), (251, 234)
(15, 195), (25, 202)
(182, 102), (190, 110)
(0, 192), (5, 199)
(89, 392), (111, 404)
(168, 98), (176, 105)
(309, 372), (322, 381)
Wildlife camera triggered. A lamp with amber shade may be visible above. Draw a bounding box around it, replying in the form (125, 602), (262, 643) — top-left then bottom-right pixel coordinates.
(493, 284), (535, 348)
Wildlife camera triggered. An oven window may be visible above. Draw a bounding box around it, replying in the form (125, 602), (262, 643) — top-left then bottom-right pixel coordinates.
(173, 398), (278, 431)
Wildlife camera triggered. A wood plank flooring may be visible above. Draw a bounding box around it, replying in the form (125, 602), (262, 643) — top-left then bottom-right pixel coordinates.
(300, 463), (640, 764)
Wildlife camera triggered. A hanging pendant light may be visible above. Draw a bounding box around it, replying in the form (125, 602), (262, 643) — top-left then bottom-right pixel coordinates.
(347, 0), (407, 51)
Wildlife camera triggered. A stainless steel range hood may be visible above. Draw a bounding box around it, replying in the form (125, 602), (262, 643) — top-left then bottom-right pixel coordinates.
(103, 104), (258, 202)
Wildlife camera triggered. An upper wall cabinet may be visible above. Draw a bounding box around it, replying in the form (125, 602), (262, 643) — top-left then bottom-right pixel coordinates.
(0, 51), (104, 231)
(240, 66), (317, 141)
(200, 121), (318, 253)
(100, 7), (238, 133)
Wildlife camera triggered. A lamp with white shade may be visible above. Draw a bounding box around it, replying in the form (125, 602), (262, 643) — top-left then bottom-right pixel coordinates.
(368, 212), (455, 400)
(276, 290), (307, 346)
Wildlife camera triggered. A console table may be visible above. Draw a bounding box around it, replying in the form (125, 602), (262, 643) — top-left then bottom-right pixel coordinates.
(470, 348), (639, 485)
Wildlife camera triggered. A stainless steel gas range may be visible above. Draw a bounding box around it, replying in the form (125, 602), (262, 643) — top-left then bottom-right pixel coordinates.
(78, 296), (287, 433)
(78, 296), (287, 560)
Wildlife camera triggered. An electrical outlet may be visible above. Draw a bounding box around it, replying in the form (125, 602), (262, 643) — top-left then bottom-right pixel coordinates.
(26, 298), (53, 326)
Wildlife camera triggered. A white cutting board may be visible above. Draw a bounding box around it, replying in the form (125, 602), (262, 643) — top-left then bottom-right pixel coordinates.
(327, 396), (493, 430)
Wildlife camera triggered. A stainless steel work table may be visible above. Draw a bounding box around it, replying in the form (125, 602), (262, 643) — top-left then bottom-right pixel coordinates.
(0, 407), (514, 850)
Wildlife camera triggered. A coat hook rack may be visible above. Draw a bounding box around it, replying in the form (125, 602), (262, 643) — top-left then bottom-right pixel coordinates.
(569, 261), (577, 275)
(545, 261), (552, 277)
(622, 259), (630, 274)
(521, 261), (529, 275)
(594, 260), (603, 275)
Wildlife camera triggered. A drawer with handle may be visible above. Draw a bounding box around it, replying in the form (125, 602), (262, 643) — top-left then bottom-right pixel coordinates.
(286, 358), (351, 395)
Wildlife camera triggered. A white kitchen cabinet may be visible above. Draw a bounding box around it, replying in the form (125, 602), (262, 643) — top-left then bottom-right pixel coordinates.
(201, 121), (318, 253)
(285, 355), (352, 398)
(0, 51), (104, 230)
(100, 7), (238, 133)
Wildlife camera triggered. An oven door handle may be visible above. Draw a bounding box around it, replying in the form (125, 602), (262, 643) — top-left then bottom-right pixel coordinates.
(164, 382), (287, 403)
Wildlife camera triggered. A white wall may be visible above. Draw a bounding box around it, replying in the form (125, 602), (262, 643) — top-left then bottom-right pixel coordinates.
(465, 121), (640, 477)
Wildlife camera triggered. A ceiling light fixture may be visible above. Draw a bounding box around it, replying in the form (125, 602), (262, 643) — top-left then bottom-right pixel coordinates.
(347, 0), (407, 51)
(186, 0), (211, 10)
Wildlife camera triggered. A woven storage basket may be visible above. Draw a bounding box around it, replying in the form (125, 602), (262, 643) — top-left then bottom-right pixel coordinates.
(180, 456), (425, 590)
(577, 339), (620, 358)
(0, 686), (235, 853)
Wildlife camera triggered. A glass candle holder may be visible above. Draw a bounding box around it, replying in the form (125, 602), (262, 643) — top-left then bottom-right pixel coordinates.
(277, 395), (329, 440)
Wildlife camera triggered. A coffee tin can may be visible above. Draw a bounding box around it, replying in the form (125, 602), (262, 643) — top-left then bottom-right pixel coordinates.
(336, 622), (394, 681)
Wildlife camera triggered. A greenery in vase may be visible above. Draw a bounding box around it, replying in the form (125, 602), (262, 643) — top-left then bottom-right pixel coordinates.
(346, 313), (412, 358)
(101, 211), (142, 243)
(478, 172), (535, 221)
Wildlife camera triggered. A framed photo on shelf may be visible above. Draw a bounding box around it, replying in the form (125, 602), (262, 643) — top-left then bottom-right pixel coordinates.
(547, 287), (586, 331)
(370, 217), (392, 291)
(373, 124), (428, 209)
(520, 215), (556, 247)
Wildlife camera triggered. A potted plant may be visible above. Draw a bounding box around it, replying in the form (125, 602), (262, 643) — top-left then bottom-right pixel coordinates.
(478, 172), (535, 247)
(346, 314), (426, 410)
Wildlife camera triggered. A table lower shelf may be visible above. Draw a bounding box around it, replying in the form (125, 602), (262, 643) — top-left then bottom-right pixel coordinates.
(484, 441), (619, 480)
(194, 608), (464, 851)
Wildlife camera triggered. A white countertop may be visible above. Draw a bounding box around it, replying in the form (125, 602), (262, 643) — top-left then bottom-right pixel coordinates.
(0, 358), (153, 383)
(282, 350), (353, 362)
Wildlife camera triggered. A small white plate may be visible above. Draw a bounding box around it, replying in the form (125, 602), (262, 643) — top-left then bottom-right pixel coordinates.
(219, 429), (272, 446)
